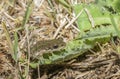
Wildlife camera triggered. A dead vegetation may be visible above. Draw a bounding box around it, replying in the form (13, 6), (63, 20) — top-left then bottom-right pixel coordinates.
(0, 0), (120, 79)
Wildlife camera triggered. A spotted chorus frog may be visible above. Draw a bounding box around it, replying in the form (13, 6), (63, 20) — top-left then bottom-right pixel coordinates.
(31, 38), (66, 58)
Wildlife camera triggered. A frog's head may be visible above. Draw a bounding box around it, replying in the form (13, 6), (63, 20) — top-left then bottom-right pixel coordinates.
(57, 37), (66, 46)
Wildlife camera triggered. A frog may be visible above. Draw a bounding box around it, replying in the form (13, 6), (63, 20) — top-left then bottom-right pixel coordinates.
(30, 38), (66, 58)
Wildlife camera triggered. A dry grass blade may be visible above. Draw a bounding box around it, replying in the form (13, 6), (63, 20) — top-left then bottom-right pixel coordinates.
(25, 25), (31, 79)
(84, 8), (95, 28)
(65, 15), (80, 32)
(34, 0), (44, 8)
(53, 18), (67, 38)
(65, 9), (83, 29)
(2, 21), (14, 54)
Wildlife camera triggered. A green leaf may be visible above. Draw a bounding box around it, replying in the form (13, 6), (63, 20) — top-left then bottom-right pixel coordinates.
(79, 25), (117, 40)
(13, 31), (18, 62)
(21, 1), (33, 27)
(110, 14), (120, 38)
(30, 62), (39, 68)
(113, 0), (120, 13)
(73, 3), (119, 31)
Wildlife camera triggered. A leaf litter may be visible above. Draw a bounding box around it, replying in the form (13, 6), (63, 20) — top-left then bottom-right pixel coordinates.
(0, 0), (120, 79)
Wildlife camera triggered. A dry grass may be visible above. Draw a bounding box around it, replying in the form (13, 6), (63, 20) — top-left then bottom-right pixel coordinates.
(0, 0), (120, 79)
(0, 0), (80, 79)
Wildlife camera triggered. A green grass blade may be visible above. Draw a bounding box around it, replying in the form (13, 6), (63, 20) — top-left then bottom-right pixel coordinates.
(47, 0), (54, 9)
(13, 31), (18, 62)
(110, 14), (120, 38)
(21, 0), (33, 27)
(57, 0), (71, 8)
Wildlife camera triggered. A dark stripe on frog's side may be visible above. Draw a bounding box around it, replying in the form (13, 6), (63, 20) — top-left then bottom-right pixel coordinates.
(31, 38), (66, 53)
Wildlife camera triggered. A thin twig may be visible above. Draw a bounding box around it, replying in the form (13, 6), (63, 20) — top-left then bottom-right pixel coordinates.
(38, 65), (40, 79)
(65, 14), (80, 32)
(65, 9), (83, 29)
(53, 18), (67, 38)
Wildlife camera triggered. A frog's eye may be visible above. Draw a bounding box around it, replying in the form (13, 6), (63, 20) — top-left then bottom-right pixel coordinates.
(57, 37), (63, 41)
(53, 45), (59, 49)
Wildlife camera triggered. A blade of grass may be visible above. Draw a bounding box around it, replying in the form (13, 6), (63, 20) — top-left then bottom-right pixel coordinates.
(110, 14), (120, 38)
(13, 31), (18, 62)
(56, 0), (71, 8)
(47, 0), (54, 9)
(21, 0), (33, 27)
(55, 0), (72, 14)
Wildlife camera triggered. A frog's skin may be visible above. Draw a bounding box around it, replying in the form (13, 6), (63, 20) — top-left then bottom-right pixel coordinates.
(31, 38), (66, 58)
